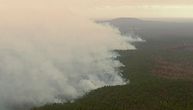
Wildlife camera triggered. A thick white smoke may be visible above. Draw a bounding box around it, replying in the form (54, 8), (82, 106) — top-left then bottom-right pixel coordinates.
(0, 1), (142, 110)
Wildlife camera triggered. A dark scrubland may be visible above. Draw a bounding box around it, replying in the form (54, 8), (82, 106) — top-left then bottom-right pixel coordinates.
(33, 18), (193, 110)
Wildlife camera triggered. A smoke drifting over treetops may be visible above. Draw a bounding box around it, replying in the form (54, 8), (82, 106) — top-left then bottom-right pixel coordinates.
(0, 1), (143, 110)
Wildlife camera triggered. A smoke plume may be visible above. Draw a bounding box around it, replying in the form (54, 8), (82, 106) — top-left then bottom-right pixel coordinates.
(0, 1), (142, 110)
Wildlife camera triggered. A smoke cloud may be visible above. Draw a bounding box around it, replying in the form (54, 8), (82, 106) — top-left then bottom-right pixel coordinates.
(0, 1), (142, 110)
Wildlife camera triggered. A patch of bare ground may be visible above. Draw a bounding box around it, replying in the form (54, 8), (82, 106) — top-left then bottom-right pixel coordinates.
(152, 56), (193, 80)
(169, 44), (193, 51)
